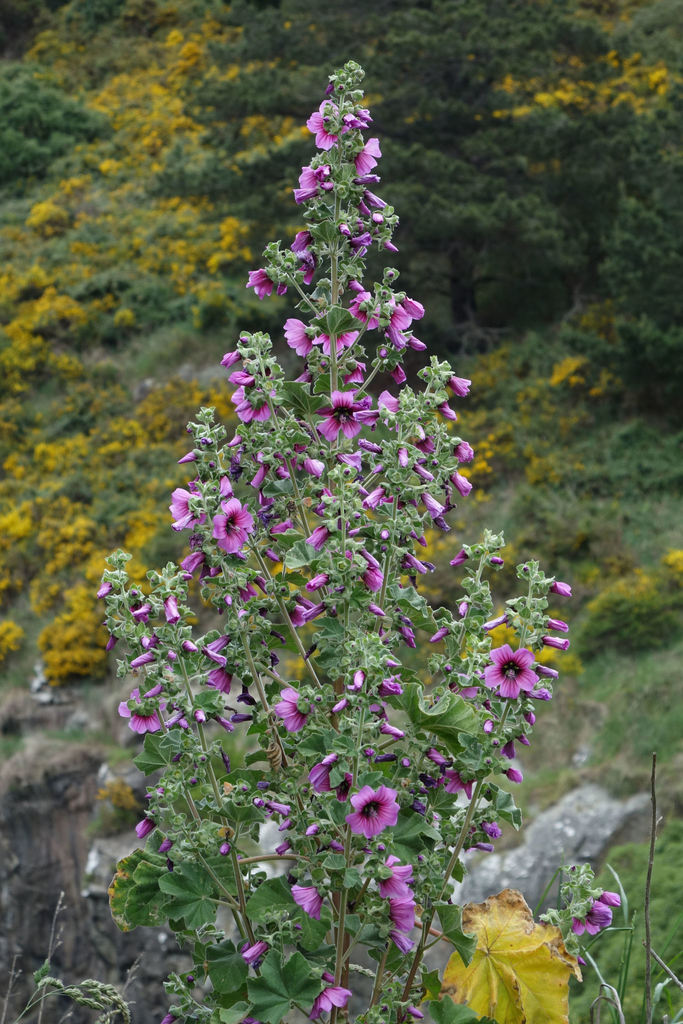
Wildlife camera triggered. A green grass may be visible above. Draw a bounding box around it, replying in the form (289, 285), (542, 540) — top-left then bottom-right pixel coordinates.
(569, 820), (683, 1023)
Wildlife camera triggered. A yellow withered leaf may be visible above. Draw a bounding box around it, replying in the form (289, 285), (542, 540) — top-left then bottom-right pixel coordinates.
(441, 888), (582, 1024)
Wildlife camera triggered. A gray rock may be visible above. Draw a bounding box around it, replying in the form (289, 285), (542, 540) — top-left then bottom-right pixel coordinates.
(453, 783), (651, 910)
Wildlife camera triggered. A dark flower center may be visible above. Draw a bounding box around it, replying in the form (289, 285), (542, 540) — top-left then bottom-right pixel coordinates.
(362, 800), (380, 819)
(503, 660), (520, 678)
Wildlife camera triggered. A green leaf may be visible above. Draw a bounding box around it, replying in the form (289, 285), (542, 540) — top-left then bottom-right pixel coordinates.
(401, 682), (479, 756)
(423, 969), (442, 1001)
(313, 372), (331, 395)
(388, 582), (437, 631)
(391, 810), (440, 864)
(322, 304), (361, 336)
(279, 380), (326, 417)
(158, 862), (218, 929)
(205, 939), (248, 994)
(492, 785), (523, 829)
(133, 730), (183, 774)
(109, 846), (169, 931)
(246, 875), (295, 923)
(285, 538), (317, 570)
(218, 1003), (251, 1024)
(427, 999), (482, 1023)
(297, 909), (333, 953)
(435, 904), (478, 965)
(248, 950), (322, 1023)
(343, 867), (362, 889)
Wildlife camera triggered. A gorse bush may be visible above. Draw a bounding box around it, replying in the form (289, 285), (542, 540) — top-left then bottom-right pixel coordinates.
(99, 62), (617, 1024)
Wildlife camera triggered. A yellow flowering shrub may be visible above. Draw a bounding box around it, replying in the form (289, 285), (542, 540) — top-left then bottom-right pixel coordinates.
(0, 620), (25, 664)
(38, 584), (109, 684)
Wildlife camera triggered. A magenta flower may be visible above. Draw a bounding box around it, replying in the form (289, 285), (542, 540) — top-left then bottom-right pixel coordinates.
(551, 580), (572, 598)
(274, 687), (309, 732)
(119, 688), (162, 734)
(443, 770), (473, 799)
(294, 163), (333, 204)
(309, 753), (338, 792)
(212, 498), (255, 554)
(379, 856), (413, 899)
(451, 471), (472, 497)
(355, 137), (381, 175)
(543, 635), (571, 651)
(306, 525), (331, 550)
(309, 973), (352, 1019)
(345, 784), (399, 838)
(317, 390), (378, 441)
(598, 890), (621, 908)
(391, 929), (414, 954)
(483, 644), (539, 699)
(454, 440), (474, 463)
(163, 595), (180, 623)
(389, 895), (416, 933)
(206, 668), (232, 694)
(448, 375), (471, 397)
(292, 884), (323, 919)
(169, 487), (198, 531)
(314, 329), (358, 356)
(572, 897), (614, 935)
(241, 940), (269, 966)
(247, 268), (275, 299)
(306, 100), (340, 150)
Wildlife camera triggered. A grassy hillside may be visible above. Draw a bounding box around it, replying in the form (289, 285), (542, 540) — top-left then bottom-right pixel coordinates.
(0, 0), (681, 1018)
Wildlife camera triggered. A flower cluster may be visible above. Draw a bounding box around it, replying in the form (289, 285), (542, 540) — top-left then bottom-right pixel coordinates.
(101, 62), (574, 1024)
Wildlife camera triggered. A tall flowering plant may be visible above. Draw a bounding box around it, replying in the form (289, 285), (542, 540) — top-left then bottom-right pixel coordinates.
(101, 62), (574, 1024)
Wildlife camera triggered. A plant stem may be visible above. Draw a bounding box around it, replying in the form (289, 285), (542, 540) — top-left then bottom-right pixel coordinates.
(644, 752), (658, 1024)
(400, 779), (484, 1003)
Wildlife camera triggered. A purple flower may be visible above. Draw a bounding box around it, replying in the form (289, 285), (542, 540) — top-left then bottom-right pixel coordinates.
(274, 687), (309, 732)
(306, 100), (340, 150)
(136, 816), (155, 838)
(390, 929), (414, 954)
(284, 317), (313, 357)
(306, 525), (331, 550)
(345, 784), (399, 838)
(379, 855), (413, 899)
(361, 564), (383, 592)
(551, 580), (572, 598)
(169, 488), (198, 531)
(451, 471), (472, 497)
(212, 498), (255, 554)
(448, 375), (471, 397)
(450, 548), (469, 567)
(542, 635), (570, 651)
(207, 668), (232, 694)
(97, 581), (112, 599)
(241, 940), (269, 967)
(505, 767), (523, 784)
(355, 137), (381, 175)
(309, 973), (352, 1019)
(309, 753), (338, 792)
(443, 770), (473, 799)
(483, 645), (539, 699)
(572, 897), (613, 935)
(317, 390), (378, 441)
(546, 617), (569, 633)
(389, 895), (416, 933)
(292, 884), (323, 919)
(119, 688), (162, 734)
(163, 595), (180, 623)
(454, 440), (474, 463)
(482, 821), (503, 839)
(247, 268), (276, 299)
(598, 890), (621, 908)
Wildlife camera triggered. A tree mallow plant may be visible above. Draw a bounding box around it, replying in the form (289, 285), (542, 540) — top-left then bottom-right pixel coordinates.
(101, 61), (596, 1024)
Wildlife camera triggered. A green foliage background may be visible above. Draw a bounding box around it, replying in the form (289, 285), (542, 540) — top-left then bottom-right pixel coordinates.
(0, 0), (681, 1020)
